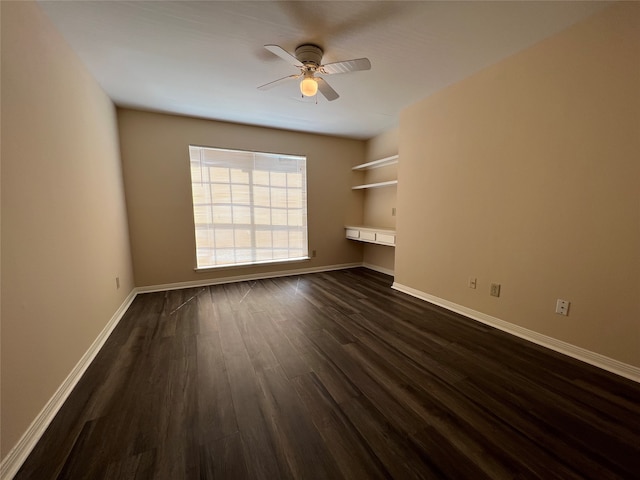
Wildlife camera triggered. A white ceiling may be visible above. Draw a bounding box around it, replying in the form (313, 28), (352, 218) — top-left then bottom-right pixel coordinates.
(37, 1), (607, 139)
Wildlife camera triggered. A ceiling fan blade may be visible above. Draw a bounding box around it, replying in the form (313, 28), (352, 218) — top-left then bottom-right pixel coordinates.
(321, 57), (371, 75)
(257, 74), (301, 90)
(316, 78), (339, 101)
(264, 44), (301, 67)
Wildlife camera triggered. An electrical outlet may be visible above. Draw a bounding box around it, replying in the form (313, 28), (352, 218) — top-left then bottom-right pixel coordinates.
(555, 299), (570, 316)
(468, 277), (477, 289)
(490, 283), (501, 297)
(115, 277), (120, 289)
(392, 207), (396, 216)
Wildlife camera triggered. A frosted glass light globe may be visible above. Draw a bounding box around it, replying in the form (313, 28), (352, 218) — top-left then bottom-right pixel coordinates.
(300, 76), (318, 97)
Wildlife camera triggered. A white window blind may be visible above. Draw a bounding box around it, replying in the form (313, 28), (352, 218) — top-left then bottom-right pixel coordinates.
(189, 145), (308, 269)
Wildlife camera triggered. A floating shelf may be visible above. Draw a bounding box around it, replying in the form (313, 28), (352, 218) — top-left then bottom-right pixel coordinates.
(352, 154), (399, 171)
(352, 180), (398, 190)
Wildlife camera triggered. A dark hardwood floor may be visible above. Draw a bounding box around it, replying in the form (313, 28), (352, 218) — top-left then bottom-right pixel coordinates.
(15, 268), (640, 479)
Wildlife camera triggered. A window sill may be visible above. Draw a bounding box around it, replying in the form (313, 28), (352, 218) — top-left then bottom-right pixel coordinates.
(194, 256), (311, 272)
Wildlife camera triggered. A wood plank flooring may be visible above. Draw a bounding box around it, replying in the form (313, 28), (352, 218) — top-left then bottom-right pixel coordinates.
(15, 268), (640, 479)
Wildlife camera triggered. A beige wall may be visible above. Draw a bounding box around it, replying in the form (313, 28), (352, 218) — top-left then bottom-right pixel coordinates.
(117, 109), (365, 287)
(397, 3), (640, 367)
(360, 128), (399, 273)
(1, 1), (134, 458)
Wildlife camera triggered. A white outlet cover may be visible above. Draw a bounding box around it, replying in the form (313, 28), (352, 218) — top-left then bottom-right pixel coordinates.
(556, 299), (570, 315)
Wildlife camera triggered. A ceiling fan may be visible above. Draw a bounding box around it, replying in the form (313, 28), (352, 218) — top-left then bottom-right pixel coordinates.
(258, 44), (371, 101)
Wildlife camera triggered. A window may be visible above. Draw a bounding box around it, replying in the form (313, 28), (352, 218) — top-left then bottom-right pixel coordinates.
(189, 145), (308, 269)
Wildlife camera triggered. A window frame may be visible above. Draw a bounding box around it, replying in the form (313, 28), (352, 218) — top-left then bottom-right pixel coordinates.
(188, 144), (309, 271)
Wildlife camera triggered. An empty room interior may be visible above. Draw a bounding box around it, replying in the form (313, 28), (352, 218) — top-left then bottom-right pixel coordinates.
(2, 1), (639, 479)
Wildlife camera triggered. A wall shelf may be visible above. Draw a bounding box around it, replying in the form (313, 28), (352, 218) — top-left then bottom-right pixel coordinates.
(352, 154), (399, 171)
(352, 180), (398, 190)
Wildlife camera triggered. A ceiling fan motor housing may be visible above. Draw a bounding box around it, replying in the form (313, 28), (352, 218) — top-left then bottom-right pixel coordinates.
(295, 44), (323, 67)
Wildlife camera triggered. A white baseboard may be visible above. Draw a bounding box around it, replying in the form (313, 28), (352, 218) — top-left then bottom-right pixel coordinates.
(362, 262), (394, 277)
(135, 262), (362, 293)
(392, 282), (640, 383)
(0, 290), (137, 480)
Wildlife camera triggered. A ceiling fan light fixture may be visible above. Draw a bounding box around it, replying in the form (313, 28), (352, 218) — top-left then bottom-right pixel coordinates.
(261, 43), (369, 102)
(300, 76), (318, 97)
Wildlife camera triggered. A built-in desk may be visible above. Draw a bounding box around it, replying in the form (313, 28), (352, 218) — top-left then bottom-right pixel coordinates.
(345, 225), (396, 247)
